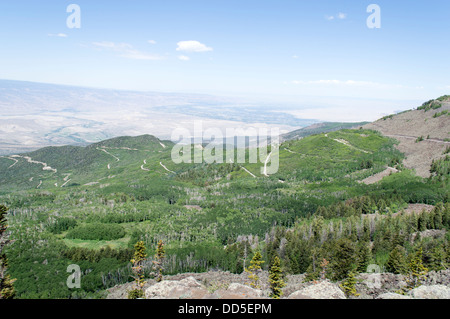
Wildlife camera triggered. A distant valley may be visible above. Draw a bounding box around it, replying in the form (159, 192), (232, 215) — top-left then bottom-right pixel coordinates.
(0, 80), (321, 155)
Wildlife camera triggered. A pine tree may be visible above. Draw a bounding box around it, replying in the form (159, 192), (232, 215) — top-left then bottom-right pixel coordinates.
(128, 241), (147, 299)
(245, 251), (264, 289)
(0, 205), (15, 299)
(429, 246), (447, 271)
(268, 255), (286, 299)
(340, 270), (360, 298)
(443, 203), (450, 228)
(406, 247), (428, 290)
(152, 240), (165, 282)
(385, 245), (407, 274)
(356, 242), (372, 273)
(330, 238), (357, 281)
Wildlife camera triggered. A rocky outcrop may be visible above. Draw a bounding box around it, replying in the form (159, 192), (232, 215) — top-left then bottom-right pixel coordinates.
(106, 269), (450, 299)
(377, 285), (450, 299)
(288, 281), (346, 299)
(423, 269), (450, 286)
(207, 283), (265, 299)
(145, 277), (209, 299)
(143, 277), (266, 299)
(354, 269), (450, 299)
(143, 277), (346, 300)
(408, 285), (450, 299)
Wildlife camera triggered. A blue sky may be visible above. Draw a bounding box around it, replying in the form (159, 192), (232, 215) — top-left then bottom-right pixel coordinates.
(0, 0), (449, 120)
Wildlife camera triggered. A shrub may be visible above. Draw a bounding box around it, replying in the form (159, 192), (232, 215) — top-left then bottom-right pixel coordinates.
(65, 223), (126, 241)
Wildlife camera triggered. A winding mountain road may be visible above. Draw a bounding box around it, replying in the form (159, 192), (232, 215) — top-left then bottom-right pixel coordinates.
(9, 155), (57, 173)
(97, 148), (120, 162)
(384, 134), (450, 144)
(160, 162), (175, 174)
(0, 156), (19, 168)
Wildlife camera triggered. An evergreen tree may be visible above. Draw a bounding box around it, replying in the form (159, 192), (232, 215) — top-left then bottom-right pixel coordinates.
(268, 255), (286, 299)
(356, 242), (372, 273)
(285, 235), (309, 274)
(340, 270), (360, 298)
(245, 251), (264, 289)
(385, 245), (407, 274)
(329, 238), (357, 281)
(128, 241), (147, 299)
(418, 213), (427, 231)
(406, 247), (428, 290)
(152, 240), (166, 282)
(311, 216), (324, 239)
(432, 207), (444, 229)
(0, 205), (15, 299)
(429, 246), (447, 271)
(304, 247), (321, 282)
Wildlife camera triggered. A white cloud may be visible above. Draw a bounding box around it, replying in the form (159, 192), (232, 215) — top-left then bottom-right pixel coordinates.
(292, 55), (299, 59)
(326, 13), (347, 21)
(48, 33), (68, 38)
(92, 41), (164, 60)
(176, 40), (213, 53)
(178, 55), (190, 61)
(148, 40), (157, 45)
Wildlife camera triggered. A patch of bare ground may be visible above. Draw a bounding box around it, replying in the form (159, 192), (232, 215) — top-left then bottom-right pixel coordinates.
(363, 101), (450, 178)
(393, 203), (435, 217)
(184, 205), (202, 211)
(362, 204), (435, 220)
(360, 167), (398, 185)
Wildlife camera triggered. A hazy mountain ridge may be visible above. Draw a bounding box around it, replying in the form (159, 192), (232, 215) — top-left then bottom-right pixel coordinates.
(281, 121), (370, 141)
(0, 80), (316, 155)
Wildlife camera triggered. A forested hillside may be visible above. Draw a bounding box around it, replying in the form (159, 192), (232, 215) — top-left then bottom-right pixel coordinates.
(0, 107), (449, 298)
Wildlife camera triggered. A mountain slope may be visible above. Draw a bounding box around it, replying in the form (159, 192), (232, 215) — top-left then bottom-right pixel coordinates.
(0, 135), (176, 192)
(281, 121), (369, 141)
(363, 96), (450, 177)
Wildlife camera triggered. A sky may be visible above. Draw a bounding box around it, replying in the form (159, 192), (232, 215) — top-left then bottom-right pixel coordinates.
(0, 0), (449, 121)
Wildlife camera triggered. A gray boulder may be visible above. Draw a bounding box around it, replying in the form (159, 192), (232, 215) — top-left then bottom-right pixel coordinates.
(288, 281), (346, 299)
(408, 285), (450, 299)
(286, 291), (313, 299)
(209, 283), (265, 299)
(145, 276), (209, 299)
